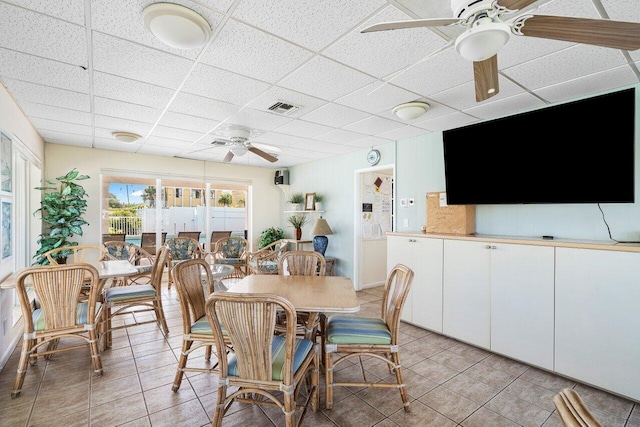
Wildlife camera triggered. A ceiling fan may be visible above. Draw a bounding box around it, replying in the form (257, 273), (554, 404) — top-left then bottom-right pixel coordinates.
(361, 0), (640, 102)
(210, 128), (278, 163)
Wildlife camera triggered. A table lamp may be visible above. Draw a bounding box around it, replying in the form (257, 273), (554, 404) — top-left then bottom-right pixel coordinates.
(310, 218), (333, 256)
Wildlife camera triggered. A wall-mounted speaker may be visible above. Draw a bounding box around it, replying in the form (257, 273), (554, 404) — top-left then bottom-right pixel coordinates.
(274, 169), (289, 185)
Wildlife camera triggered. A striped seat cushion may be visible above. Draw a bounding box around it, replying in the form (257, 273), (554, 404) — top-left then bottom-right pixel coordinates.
(191, 315), (228, 336)
(228, 334), (314, 381)
(217, 258), (244, 266)
(104, 284), (156, 302)
(326, 315), (391, 345)
(32, 302), (102, 330)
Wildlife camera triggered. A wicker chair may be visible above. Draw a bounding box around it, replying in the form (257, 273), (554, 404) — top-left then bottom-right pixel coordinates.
(11, 263), (104, 398)
(140, 232), (167, 256)
(103, 241), (154, 286)
(102, 233), (126, 244)
(553, 388), (602, 427)
(44, 244), (107, 265)
(171, 258), (232, 392)
(101, 246), (170, 349)
(206, 292), (319, 427)
(165, 237), (204, 289)
(210, 231), (232, 252)
(178, 231), (202, 241)
(211, 236), (248, 279)
(247, 239), (289, 275)
(324, 263), (414, 411)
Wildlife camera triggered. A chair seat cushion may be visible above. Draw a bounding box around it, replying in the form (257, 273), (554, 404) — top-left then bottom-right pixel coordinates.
(135, 265), (153, 274)
(217, 259), (245, 266)
(33, 302), (102, 330)
(326, 315), (391, 345)
(104, 284), (156, 302)
(191, 315), (228, 336)
(248, 260), (278, 273)
(228, 334), (314, 381)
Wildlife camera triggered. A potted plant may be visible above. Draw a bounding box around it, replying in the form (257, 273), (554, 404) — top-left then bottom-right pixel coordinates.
(314, 193), (324, 211)
(288, 192), (304, 211)
(258, 227), (285, 249)
(32, 169), (90, 265)
(286, 214), (309, 240)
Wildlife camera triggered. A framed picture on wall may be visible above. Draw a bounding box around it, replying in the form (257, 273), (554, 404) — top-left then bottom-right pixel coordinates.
(1, 132), (11, 193)
(2, 199), (12, 259)
(305, 193), (316, 211)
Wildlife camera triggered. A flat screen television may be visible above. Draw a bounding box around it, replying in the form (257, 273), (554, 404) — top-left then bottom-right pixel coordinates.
(442, 87), (636, 205)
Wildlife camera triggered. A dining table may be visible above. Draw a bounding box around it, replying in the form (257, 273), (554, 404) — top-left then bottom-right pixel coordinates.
(227, 274), (360, 340)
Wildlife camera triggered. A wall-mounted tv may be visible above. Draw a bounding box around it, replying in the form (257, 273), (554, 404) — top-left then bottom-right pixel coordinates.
(442, 88), (636, 205)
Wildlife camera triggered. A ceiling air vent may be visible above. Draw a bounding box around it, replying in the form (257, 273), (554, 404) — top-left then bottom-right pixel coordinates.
(267, 101), (301, 115)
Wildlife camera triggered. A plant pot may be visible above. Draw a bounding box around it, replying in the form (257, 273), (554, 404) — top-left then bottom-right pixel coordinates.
(291, 203), (302, 211)
(315, 202), (323, 211)
(295, 228), (302, 240)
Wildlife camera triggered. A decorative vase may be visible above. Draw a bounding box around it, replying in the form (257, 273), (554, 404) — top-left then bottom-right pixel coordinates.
(295, 228), (302, 240)
(313, 235), (329, 255)
(291, 203), (302, 211)
(315, 202), (323, 211)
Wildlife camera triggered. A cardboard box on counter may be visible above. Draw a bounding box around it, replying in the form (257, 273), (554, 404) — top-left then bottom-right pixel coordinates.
(426, 192), (475, 235)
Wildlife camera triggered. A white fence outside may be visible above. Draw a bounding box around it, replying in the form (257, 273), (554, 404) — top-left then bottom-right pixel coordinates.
(137, 206), (246, 235)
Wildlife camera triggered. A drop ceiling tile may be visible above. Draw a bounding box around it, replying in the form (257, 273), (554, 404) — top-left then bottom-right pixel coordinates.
(143, 135), (192, 149)
(197, 0), (235, 13)
(91, 0), (223, 60)
(0, 48), (89, 92)
(39, 130), (92, 147)
(3, 78), (90, 112)
(389, 47), (474, 98)
(93, 33), (194, 89)
(313, 128), (368, 144)
(151, 126), (203, 143)
(430, 77), (525, 112)
(347, 135), (393, 148)
(182, 63), (270, 105)
(30, 117), (92, 135)
(137, 144), (182, 156)
(375, 126), (430, 141)
(94, 116), (153, 136)
(335, 82), (421, 115)
(503, 45), (628, 91)
(534, 65), (639, 104)
(20, 102), (92, 126)
(245, 87), (326, 118)
(417, 111), (478, 132)
(94, 97), (162, 123)
(342, 115), (405, 135)
(5, 0), (86, 24)
(200, 19), (313, 83)
(273, 120), (333, 138)
(169, 92), (241, 121)
(94, 137), (140, 152)
(93, 72), (175, 109)
(299, 103), (369, 128)
(225, 108), (293, 132)
(251, 132), (312, 148)
(232, 0), (387, 51)
(463, 92), (547, 121)
(324, 5), (450, 79)
(498, 35), (574, 70)
(159, 111), (220, 133)
(0, 2), (87, 65)
(278, 56), (375, 101)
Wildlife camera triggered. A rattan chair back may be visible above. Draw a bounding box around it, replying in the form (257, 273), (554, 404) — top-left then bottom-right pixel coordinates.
(278, 250), (326, 276)
(44, 244), (107, 264)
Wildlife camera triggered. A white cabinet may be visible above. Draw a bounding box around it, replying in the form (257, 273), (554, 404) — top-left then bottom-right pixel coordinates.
(443, 240), (491, 348)
(387, 235), (443, 332)
(555, 248), (640, 401)
(490, 244), (554, 370)
(443, 240), (554, 365)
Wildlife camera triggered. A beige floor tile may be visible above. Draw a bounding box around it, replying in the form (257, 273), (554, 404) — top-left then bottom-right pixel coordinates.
(442, 373), (501, 405)
(32, 409), (90, 427)
(29, 382), (89, 425)
(356, 384), (412, 416)
(388, 400), (457, 427)
(462, 406), (521, 426)
(463, 361), (518, 389)
(429, 349), (477, 372)
(147, 398), (210, 427)
(409, 358), (459, 385)
(323, 394), (386, 427)
(503, 378), (558, 412)
(485, 390), (552, 427)
(90, 392), (148, 426)
(575, 383), (635, 419)
(419, 385), (480, 423)
(91, 373), (142, 407)
(520, 367), (576, 391)
(143, 381), (197, 414)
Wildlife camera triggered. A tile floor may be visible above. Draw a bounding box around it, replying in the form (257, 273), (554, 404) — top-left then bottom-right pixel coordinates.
(1, 275), (639, 427)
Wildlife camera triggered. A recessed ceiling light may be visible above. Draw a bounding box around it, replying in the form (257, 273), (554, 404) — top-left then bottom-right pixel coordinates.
(112, 132), (142, 144)
(142, 3), (211, 50)
(392, 102), (430, 120)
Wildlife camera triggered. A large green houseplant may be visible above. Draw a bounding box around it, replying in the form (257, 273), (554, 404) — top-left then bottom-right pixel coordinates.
(258, 227), (285, 249)
(32, 169), (90, 265)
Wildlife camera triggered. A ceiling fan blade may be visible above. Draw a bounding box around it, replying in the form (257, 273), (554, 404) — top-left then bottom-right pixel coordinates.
(248, 146), (278, 163)
(496, 0), (538, 12)
(361, 18), (461, 33)
(517, 15), (640, 51)
(223, 151), (234, 162)
(474, 55), (500, 102)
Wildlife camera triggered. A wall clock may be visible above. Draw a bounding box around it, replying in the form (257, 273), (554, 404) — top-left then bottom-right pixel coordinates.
(367, 149), (380, 165)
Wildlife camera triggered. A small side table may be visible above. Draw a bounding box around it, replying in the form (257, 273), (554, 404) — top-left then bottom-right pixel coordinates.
(204, 264), (234, 293)
(325, 257), (336, 276)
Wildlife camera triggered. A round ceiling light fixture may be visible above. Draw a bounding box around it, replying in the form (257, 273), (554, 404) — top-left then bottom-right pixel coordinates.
(392, 102), (430, 120)
(231, 145), (248, 156)
(142, 3), (211, 49)
(112, 131), (142, 144)
(455, 18), (510, 62)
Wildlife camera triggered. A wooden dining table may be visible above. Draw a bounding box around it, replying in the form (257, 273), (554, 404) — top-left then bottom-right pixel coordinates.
(227, 274), (360, 340)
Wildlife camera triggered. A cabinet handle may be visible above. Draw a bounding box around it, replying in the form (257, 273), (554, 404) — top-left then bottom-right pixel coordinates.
(485, 245), (497, 249)
(408, 239), (416, 242)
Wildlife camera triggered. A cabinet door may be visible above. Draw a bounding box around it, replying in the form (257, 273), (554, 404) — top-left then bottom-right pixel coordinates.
(556, 248), (640, 401)
(491, 244), (555, 370)
(443, 239), (491, 348)
(387, 236), (415, 322)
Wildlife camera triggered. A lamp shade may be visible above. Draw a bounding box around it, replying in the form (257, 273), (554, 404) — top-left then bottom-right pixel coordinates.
(310, 218), (333, 236)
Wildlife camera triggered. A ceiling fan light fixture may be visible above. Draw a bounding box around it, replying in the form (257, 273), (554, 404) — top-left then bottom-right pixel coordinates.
(231, 146), (248, 156)
(142, 3), (211, 49)
(392, 102), (430, 120)
(455, 21), (510, 62)
(112, 131), (142, 144)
